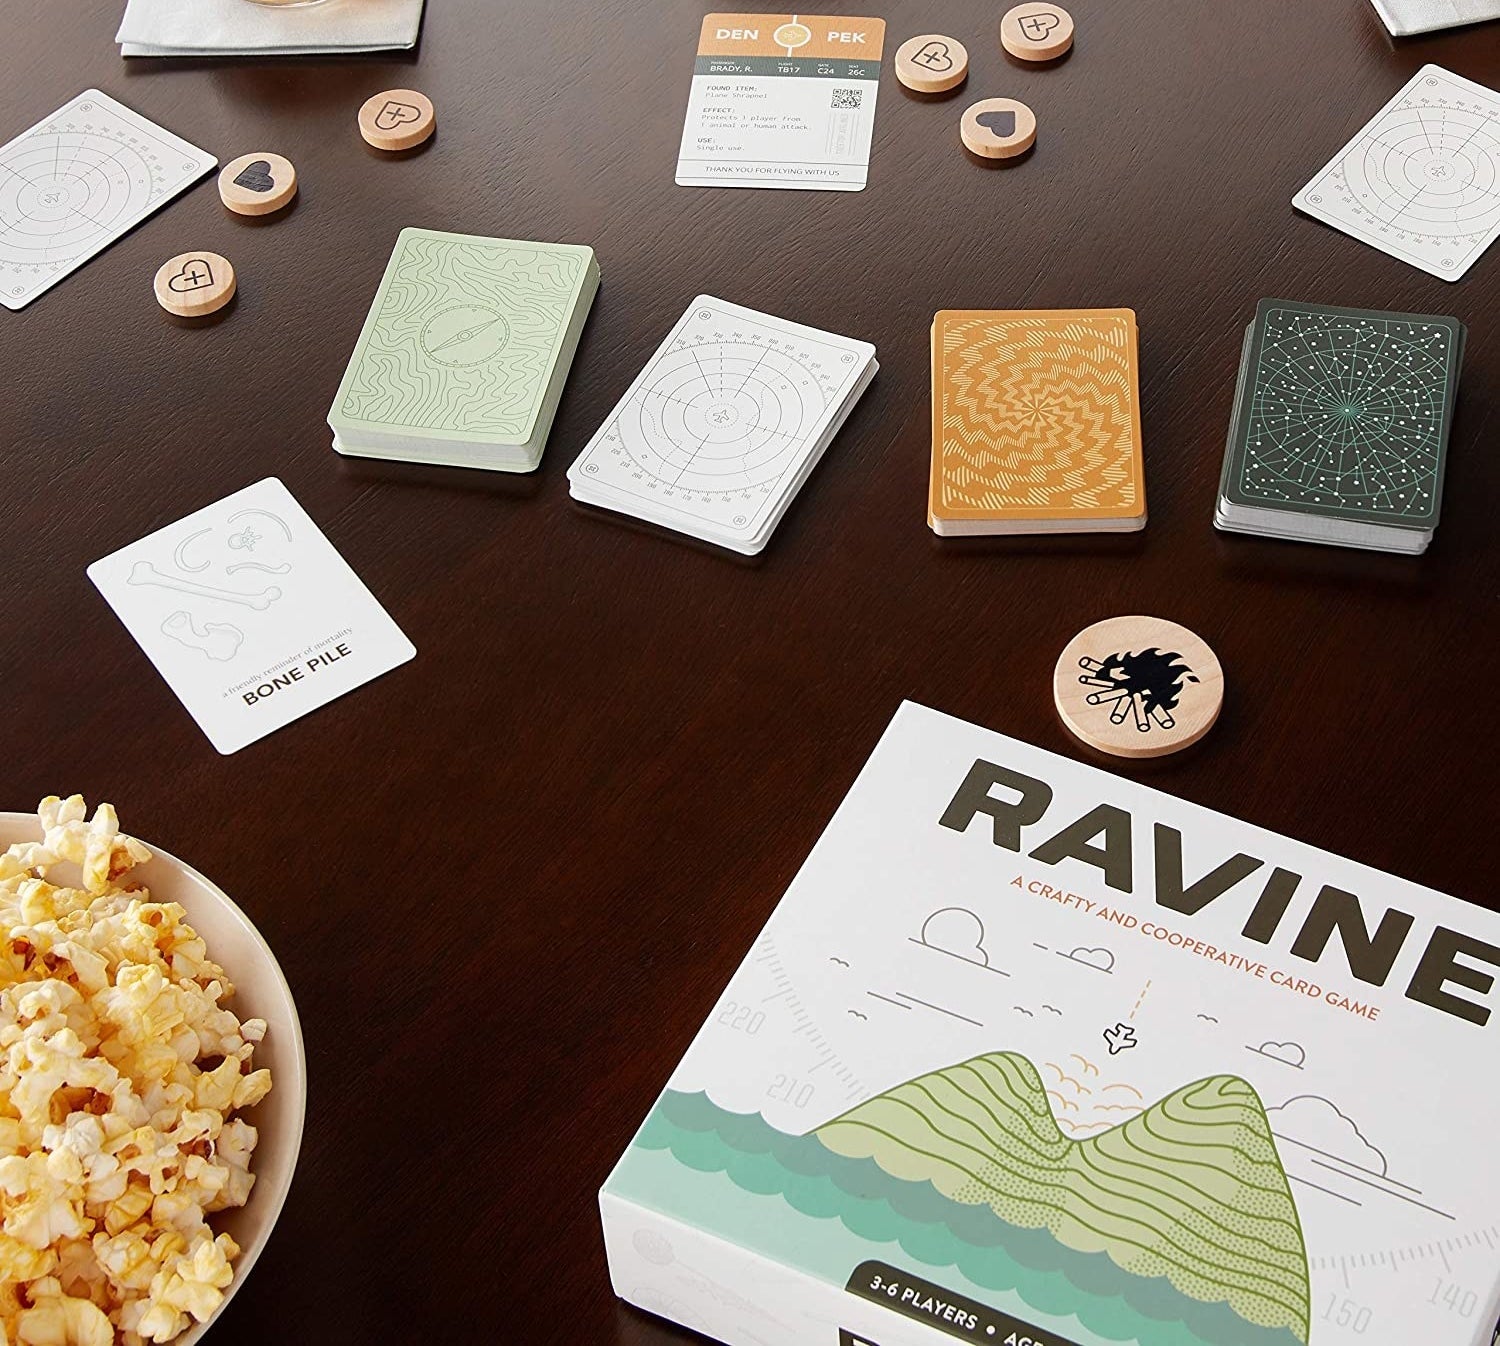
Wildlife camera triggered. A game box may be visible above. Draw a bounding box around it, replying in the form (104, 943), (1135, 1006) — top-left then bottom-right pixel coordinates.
(601, 702), (1500, 1346)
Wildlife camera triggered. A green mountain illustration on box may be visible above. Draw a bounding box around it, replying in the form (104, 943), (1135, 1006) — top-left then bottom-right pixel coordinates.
(613, 1051), (1310, 1346)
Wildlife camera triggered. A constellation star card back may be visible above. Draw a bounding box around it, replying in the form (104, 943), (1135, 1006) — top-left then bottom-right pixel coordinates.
(1216, 298), (1463, 553)
(601, 701), (1500, 1346)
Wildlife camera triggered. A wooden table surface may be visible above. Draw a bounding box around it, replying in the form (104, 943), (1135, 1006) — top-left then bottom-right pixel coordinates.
(7, 0), (1500, 1341)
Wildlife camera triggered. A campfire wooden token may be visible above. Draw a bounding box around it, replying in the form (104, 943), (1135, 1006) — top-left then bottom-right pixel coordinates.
(218, 152), (297, 216)
(359, 89), (436, 151)
(1001, 3), (1074, 61)
(153, 251), (236, 318)
(1053, 615), (1224, 759)
(895, 34), (969, 94)
(960, 98), (1036, 159)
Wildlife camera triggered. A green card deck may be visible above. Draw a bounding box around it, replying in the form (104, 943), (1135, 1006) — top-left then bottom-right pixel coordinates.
(328, 229), (599, 472)
(1215, 299), (1464, 554)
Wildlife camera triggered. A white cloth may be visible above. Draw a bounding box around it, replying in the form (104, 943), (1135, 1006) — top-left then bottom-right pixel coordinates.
(116, 0), (424, 56)
(1369, 0), (1500, 34)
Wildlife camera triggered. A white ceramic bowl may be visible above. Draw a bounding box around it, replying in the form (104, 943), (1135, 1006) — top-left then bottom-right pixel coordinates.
(0, 812), (307, 1344)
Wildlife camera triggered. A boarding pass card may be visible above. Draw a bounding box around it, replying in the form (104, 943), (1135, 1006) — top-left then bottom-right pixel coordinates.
(88, 479), (414, 754)
(568, 297), (874, 547)
(677, 14), (885, 191)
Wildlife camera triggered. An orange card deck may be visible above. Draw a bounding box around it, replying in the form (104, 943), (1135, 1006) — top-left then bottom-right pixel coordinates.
(929, 309), (1147, 536)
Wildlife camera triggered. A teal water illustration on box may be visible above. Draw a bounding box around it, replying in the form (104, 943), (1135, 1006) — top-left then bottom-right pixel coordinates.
(613, 1052), (1310, 1346)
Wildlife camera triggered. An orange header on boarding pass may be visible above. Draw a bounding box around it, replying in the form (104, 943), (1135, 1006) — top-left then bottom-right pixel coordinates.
(697, 13), (886, 60)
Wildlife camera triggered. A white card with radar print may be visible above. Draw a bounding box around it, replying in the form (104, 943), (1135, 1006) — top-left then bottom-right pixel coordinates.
(1294, 65), (1500, 282)
(0, 90), (216, 310)
(567, 296), (874, 546)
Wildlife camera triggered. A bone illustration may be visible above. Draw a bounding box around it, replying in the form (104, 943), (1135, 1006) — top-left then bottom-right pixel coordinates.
(128, 560), (281, 610)
(228, 507), (292, 542)
(160, 611), (244, 662)
(172, 528), (212, 573)
(226, 560), (292, 575)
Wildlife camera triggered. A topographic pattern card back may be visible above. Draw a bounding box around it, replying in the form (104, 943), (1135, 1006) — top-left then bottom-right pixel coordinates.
(334, 228), (593, 443)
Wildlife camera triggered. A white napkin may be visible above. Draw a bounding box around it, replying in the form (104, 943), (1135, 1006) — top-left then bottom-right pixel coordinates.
(1369, 0), (1500, 34)
(117, 0), (424, 56)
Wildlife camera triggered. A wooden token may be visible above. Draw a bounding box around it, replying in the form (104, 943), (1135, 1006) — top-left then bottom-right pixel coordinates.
(1001, 3), (1074, 61)
(153, 252), (236, 318)
(359, 89), (436, 151)
(960, 98), (1036, 159)
(895, 34), (969, 93)
(218, 152), (297, 216)
(1053, 615), (1224, 759)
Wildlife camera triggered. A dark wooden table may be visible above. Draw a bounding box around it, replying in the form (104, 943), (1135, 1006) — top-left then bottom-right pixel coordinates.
(7, 0), (1500, 1341)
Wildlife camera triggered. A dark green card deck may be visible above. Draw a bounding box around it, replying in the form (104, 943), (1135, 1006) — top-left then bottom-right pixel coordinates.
(1215, 299), (1465, 554)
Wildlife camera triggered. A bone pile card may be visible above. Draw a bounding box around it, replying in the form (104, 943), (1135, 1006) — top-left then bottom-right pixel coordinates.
(1293, 65), (1500, 282)
(1215, 299), (1465, 555)
(676, 14), (886, 191)
(568, 297), (876, 555)
(88, 478), (415, 754)
(929, 309), (1146, 536)
(0, 90), (216, 311)
(328, 229), (599, 471)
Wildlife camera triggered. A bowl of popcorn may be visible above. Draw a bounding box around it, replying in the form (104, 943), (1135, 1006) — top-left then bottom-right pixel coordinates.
(0, 796), (305, 1345)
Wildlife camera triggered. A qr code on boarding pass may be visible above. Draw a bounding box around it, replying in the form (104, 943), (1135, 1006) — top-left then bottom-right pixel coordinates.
(831, 88), (863, 109)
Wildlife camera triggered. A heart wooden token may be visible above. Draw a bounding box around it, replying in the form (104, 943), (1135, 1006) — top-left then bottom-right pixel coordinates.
(895, 34), (969, 94)
(153, 252), (236, 318)
(960, 98), (1037, 159)
(359, 89), (436, 151)
(1001, 3), (1074, 61)
(219, 152), (297, 216)
(1054, 615), (1224, 759)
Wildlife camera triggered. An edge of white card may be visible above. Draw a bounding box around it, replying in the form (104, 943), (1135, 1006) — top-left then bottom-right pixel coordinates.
(931, 512), (1149, 537)
(674, 173), (867, 192)
(1368, 0), (1500, 35)
(0, 89), (217, 311)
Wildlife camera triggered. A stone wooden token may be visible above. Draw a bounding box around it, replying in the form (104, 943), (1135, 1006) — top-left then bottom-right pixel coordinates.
(359, 89), (436, 151)
(153, 252), (236, 318)
(1053, 615), (1224, 759)
(960, 98), (1037, 159)
(218, 152), (297, 216)
(894, 34), (969, 93)
(1001, 3), (1074, 61)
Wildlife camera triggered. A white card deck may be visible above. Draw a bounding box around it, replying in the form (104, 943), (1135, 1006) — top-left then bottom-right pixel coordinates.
(1293, 65), (1500, 282)
(567, 297), (876, 554)
(0, 90), (216, 311)
(88, 479), (414, 754)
